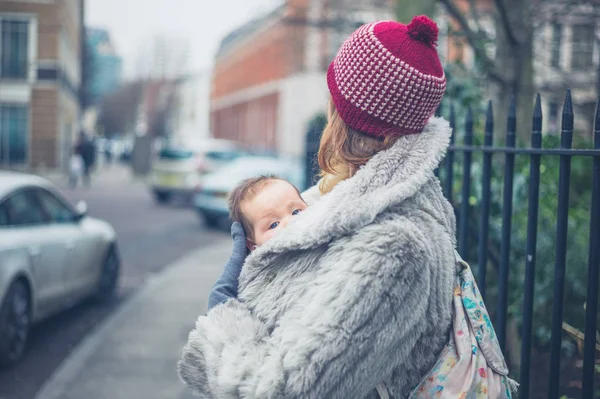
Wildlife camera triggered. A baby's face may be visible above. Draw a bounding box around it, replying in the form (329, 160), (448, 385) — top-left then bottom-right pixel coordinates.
(242, 180), (307, 247)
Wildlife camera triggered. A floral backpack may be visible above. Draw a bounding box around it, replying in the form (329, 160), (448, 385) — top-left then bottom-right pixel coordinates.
(376, 253), (519, 398)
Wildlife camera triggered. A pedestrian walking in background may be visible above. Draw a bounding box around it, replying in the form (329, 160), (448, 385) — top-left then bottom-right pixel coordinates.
(74, 131), (96, 188)
(179, 15), (515, 398)
(68, 151), (84, 188)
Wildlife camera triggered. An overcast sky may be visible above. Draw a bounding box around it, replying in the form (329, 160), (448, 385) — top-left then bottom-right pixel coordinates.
(85, 0), (282, 78)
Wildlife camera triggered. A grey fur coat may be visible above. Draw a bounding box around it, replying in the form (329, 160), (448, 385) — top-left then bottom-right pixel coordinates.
(179, 117), (457, 398)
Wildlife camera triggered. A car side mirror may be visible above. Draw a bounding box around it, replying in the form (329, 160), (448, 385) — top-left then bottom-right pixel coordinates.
(74, 200), (88, 221)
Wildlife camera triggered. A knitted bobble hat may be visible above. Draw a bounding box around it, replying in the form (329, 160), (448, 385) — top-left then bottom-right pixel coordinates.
(327, 15), (446, 137)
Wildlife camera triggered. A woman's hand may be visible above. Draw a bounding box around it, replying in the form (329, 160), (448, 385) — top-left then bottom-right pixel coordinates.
(207, 222), (248, 310)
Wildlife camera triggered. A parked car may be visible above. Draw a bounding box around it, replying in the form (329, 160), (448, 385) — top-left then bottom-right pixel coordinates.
(193, 156), (304, 227)
(149, 138), (246, 204)
(0, 172), (120, 368)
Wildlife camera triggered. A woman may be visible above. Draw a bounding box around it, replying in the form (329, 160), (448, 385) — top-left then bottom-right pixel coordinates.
(180, 16), (458, 398)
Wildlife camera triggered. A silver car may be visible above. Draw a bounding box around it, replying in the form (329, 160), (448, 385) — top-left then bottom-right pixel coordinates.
(149, 138), (247, 204)
(0, 172), (120, 367)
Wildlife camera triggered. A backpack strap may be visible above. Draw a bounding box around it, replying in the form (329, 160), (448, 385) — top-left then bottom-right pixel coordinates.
(454, 251), (510, 376)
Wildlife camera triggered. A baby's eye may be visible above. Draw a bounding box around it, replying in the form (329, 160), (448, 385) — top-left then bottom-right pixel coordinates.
(292, 209), (302, 216)
(269, 221), (280, 230)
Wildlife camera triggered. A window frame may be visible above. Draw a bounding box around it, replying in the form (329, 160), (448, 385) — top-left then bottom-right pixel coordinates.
(0, 14), (33, 81)
(551, 22), (562, 69)
(0, 103), (29, 166)
(571, 23), (595, 71)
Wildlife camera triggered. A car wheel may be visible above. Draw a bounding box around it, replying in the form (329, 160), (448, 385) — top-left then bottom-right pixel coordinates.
(0, 280), (31, 368)
(153, 191), (171, 204)
(95, 246), (120, 303)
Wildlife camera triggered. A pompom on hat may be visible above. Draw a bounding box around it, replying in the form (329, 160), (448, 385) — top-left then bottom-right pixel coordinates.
(327, 15), (446, 137)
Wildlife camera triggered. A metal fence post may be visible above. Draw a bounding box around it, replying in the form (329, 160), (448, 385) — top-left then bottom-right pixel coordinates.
(440, 89), (600, 395)
(582, 98), (600, 399)
(519, 94), (543, 399)
(477, 101), (494, 299)
(498, 96), (517, 352)
(458, 107), (473, 256)
(548, 89), (575, 399)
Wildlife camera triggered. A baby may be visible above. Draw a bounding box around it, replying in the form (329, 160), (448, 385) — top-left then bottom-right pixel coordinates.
(207, 176), (307, 309)
(229, 175), (307, 249)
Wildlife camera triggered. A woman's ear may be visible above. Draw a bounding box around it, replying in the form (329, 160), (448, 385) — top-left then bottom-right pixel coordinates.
(246, 238), (257, 251)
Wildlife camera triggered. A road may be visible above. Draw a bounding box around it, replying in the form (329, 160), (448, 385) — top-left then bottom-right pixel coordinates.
(0, 164), (227, 399)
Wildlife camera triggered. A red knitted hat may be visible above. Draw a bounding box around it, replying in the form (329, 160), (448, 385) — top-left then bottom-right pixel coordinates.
(327, 15), (446, 137)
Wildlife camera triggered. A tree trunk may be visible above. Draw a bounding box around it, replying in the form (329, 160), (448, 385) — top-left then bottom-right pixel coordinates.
(492, 0), (534, 142)
(395, 0), (437, 23)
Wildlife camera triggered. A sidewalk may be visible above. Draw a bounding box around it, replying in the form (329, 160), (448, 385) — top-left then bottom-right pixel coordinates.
(40, 163), (147, 189)
(35, 239), (231, 399)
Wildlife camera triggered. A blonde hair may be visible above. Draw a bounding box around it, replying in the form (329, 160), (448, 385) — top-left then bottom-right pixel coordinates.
(317, 99), (400, 194)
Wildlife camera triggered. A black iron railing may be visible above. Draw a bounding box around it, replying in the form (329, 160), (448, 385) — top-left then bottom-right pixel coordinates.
(302, 89), (600, 398)
(437, 90), (600, 399)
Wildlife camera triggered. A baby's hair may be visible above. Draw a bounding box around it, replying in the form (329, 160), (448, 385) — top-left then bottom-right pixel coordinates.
(228, 175), (301, 238)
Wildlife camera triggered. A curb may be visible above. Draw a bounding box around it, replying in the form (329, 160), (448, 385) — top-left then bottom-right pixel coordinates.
(34, 243), (229, 399)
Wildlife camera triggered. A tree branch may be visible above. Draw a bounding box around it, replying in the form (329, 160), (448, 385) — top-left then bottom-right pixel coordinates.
(467, 0), (484, 34)
(438, 0), (507, 85)
(493, 0), (521, 46)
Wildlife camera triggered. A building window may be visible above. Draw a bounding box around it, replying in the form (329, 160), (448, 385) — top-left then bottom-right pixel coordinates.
(0, 18), (30, 79)
(0, 105), (28, 165)
(571, 24), (594, 71)
(551, 23), (561, 68)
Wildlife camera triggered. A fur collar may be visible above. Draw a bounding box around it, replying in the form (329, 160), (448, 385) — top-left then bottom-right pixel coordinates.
(239, 117), (451, 282)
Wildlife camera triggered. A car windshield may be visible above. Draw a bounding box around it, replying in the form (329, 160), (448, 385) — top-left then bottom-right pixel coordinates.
(204, 150), (244, 162)
(158, 148), (194, 160)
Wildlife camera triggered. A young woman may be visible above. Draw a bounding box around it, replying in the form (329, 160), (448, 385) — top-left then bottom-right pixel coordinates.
(180, 16), (468, 398)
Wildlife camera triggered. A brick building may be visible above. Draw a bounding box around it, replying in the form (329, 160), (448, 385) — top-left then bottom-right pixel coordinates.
(533, 1), (600, 134)
(210, 0), (393, 156)
(436, 0), (600, 134)
(0, 0), (83, 170)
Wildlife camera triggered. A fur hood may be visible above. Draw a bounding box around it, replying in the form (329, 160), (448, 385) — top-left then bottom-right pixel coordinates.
(239, 116), (454, 287)
(179, 117), (457, 399)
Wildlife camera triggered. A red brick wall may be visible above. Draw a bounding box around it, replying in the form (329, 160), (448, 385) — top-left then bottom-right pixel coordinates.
(209, 0), (312, 148)
(212, 25), (288, 99)
(211, 92), (279, 151)
(58, 0), (82, 60)
(30, 88), (59, 167)
(211, 0), (310, 101)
